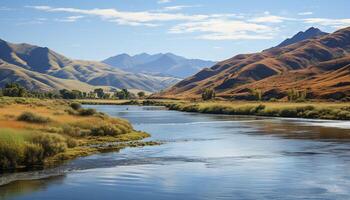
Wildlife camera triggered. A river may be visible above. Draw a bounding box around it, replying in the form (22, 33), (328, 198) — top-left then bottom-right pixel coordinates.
(1, 105), (350, 200)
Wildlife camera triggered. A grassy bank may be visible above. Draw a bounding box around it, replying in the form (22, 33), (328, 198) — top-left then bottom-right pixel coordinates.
(73, 99), (350, 120)
(158, 101), (350, 120)
(0, 97), (157, 171)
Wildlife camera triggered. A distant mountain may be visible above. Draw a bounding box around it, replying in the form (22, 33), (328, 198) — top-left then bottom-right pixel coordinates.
(157, 27), (350, 100)
(0, 39), (180, 92)
(103, 53), (216, 78)
(276, 27), (328, 48)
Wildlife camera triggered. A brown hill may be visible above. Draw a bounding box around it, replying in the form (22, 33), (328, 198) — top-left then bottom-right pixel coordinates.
(0, 39), (180, 92)
(159, 27), (350, 100)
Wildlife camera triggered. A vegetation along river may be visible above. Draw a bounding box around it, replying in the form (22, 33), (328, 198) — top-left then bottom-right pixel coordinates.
(1, 105), (350, 200)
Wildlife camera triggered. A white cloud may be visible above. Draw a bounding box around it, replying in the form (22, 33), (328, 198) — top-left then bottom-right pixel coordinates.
(157, 0), (172, 3)
(249, 14), (293, 23)
(170, 19), (275, 40)
(0, 6), (15, 11)
(31, 6), (326, 41)
(303, 18), (350, 28)
(56, 15), (84, 22)
(162, 5), (200, 11)
(28, 5), (209, 26)
(298, 12), (313, 16)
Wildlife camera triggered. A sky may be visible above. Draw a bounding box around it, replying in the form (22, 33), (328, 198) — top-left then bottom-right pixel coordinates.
(1, 0), (350, 61)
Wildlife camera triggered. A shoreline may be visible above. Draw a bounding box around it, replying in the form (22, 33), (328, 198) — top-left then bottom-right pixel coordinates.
(77, 99), (350, 121)
(0, 97), (160, 177)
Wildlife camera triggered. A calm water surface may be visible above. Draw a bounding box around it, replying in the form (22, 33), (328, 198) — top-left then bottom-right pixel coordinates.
(1, 105), (350, 200)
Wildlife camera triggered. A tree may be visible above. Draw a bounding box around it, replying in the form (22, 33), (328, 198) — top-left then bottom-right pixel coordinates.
(115, 88), (130, 99)
(137, 91), (145, 99)
(94, 88), (104, 99)
(59, 89), (83, 99)
(201, 88), (215, 101)
(2, 83), (27, 97)
(250, 89), (262, 101)
(102, 93), (111, 99)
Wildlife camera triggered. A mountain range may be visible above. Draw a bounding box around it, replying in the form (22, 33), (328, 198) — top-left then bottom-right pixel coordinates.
(158, 27), (350, 100)
(0, 39), (181, 92)
(102, 53), (216, 78)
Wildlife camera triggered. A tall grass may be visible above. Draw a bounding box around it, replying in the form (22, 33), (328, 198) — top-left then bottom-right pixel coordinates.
(0, 97), (150, 171)
(0, 129), (69, 170)
(17, 112), (51, 124)
(161, 101), (350, 120)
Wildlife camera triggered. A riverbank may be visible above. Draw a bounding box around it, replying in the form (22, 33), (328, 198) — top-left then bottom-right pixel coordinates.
(0, 97), (158, 172)
(76, 99), (350, 120)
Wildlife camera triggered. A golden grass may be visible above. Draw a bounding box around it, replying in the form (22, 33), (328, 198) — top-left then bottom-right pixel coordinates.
(142, 100), (350, 120)
(0, 97), (155, 171)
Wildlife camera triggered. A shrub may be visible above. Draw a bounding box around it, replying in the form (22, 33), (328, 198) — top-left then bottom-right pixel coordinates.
(70, 102), (82, 110)
(65, 137), (78, 148)
(279, 108), (298, 117)
(17, 112), (51, 124)
(23, 142), (44, 165)
(31, 133), (67, 157)
(91, 123), (122, 136)
(0, 142), (24, 169)
(78, 108), (97, 116)
(202, 89), (215, 101)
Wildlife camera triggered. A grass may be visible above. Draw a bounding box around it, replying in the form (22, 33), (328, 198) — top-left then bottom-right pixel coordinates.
(140, 100), (350, 120)
(58, 98), (350, 120)
(0, 97), (156, 171)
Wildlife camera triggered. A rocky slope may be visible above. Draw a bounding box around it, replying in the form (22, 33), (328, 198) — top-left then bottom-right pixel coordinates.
(158, 27), (350, 100)
(0, 39), (180, 92)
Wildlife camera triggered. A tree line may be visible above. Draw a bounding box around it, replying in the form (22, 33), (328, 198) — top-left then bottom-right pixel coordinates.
(0, 83), (147, 100)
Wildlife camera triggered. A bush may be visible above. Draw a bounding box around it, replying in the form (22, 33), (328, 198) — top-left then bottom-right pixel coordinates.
(23, 142), (44, 165)
(70, 102), (82, 110)
(78, 108), (97, 116)
(202, 89), (215, 101)
(17, 112), (51, 124)
(91, 123), (121, 136)
(31, 133), (67, 157)
(0, 142), (24, 169)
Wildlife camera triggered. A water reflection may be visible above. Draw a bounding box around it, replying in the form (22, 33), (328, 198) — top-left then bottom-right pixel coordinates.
(245, 119), (350, 140)
(0, 175), (65, 200)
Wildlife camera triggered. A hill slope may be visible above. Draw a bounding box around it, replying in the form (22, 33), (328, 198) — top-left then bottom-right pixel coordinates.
(276, 27), (328, 48)
(103, 53), (216, 78)
(159, 27), (350, 100)
(0, 39), (180, 92)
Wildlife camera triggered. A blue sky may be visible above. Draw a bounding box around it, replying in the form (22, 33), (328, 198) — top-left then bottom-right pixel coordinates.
(1, 0), (350, 61)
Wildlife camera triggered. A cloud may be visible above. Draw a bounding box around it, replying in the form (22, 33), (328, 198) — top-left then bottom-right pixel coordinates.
(249, 14), (293, 23)
(28, 5), (209, 26)
(56, 15), (84, 22)
(162, 5), (200, 11)
(157, 0), (172, 3)
(170, 19), (275, 40)
(0, 6), (15, 11)
(298, 12), (313, 16)
(303, 18), (350, 28)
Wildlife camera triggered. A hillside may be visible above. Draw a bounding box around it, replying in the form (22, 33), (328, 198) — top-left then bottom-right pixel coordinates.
(158, 27), (350, 100)
(276, 27), (328, 48)
(103, 53), (216, 78)
(0, 39), (180, 92)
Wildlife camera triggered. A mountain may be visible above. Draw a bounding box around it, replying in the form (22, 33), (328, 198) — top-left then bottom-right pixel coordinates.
(276, 27), (328, 48)
(0, 39), (180, 92)
(158, 27), (350, 100)
(102, 53), (216, 78)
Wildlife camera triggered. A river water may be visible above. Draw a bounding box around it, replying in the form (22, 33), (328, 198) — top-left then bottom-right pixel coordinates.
(1, 105), (350, 200)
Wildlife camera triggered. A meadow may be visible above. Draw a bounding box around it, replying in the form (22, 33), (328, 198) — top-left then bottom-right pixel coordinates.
(0, 97), (156, 171)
